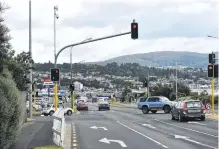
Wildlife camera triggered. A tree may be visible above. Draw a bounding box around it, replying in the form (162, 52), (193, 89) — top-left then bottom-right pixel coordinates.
(0, 3), (14, 73)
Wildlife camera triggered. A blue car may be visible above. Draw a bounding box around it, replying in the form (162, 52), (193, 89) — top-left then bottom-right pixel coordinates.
(137, 96), (176, 114)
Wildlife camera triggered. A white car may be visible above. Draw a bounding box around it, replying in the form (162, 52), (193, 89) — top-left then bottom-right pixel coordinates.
(42, 104), (73, 116)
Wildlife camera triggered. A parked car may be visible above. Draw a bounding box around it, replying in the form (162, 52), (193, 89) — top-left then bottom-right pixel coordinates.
(76, 101), (88, 111)
(42, 104), (73, 116)
(137, 96), (176, 114)
(171, 100), (206, 121)
(98, 101), (110, 111)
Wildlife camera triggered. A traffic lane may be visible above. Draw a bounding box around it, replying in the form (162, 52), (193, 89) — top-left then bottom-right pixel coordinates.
(99, 109), (218, 149)
(132, 118), (218, 149)
(98, 111), (206, 149)
(73, 119), (165, 149)
(111, 106), (218, 131)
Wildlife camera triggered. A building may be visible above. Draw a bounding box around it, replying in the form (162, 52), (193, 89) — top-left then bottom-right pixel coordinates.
(74, 81), (83, 91)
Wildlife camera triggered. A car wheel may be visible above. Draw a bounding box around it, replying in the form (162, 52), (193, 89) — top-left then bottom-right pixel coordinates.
(49, 111), (54, 116)
(108, 108), (110, 110)
(171, 113), (175, 120)
(142, 106), (149, 114)
(99, 108), (101, 111)
(178, 113), (184, 122)
(151, 110), (157, 114)
(67, 110), (72, 115)
(163, 105), (171, 113)
(200, 116), (205, 121)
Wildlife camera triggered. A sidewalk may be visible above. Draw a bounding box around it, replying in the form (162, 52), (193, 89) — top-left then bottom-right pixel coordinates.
(11, 116), (56, 149)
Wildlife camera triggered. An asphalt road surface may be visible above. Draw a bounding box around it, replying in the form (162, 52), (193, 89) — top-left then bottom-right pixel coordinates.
(65, 102), (218, 149)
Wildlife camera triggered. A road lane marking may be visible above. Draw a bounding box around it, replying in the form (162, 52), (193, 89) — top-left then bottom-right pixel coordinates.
(142, 124), (156, 129)
(117, 121), (169, 148)
(154, 119), (217, 138)
(188, 121), (207, 125)
(99, 138), (127, 147)
(174, 135), (217, 149)
(90, 126), (108, 130)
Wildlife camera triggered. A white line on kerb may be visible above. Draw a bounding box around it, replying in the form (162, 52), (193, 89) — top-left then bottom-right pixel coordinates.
(117, 121), (169, 149)
(154, 119), (218, 138)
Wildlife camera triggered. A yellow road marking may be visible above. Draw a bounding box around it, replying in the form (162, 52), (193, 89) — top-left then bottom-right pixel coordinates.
(73, 140), (77, 143)
(73, 143), (77, 147)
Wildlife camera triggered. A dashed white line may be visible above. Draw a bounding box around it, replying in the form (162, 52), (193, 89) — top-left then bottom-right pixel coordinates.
(117, 121), (169, 148)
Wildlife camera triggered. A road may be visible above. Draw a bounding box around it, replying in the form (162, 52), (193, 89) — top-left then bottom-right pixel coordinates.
(65, 102), (218, 149)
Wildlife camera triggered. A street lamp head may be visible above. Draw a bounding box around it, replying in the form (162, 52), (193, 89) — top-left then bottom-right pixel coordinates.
(54, 6), (58, 10)
(56, 14), (59, 19)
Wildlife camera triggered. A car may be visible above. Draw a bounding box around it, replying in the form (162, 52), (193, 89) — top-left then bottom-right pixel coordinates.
(42, 104), (73, 116)
(76, 101), (88, 111)
(137, 96), (176, 114)
(171, 100), (206, 122)
(98, 101), (110, 111)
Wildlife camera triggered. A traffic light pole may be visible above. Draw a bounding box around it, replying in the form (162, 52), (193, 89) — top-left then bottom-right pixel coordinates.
(34, 82), (36, 115)
(54, 31), (131, 68)
(211, 52), (215, 115)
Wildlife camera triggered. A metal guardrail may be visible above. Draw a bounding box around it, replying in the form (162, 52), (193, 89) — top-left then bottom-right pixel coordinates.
(52, 108), (65, 147)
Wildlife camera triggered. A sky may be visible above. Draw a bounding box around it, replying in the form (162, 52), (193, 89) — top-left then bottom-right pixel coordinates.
(3, 0), (219, 63)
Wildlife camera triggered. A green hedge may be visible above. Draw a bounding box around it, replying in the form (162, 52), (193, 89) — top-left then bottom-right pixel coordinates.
(0, 69), (23, 149)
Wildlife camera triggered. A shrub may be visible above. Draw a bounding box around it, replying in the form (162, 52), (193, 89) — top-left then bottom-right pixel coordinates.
(0, 68), (23, 149)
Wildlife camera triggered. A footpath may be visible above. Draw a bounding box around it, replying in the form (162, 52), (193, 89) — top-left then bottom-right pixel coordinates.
(11, 116), (57, 149)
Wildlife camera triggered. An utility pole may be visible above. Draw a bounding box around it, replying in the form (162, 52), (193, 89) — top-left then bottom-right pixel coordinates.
(54, 6), (58, 66)
(147, 72), (150, 98)
(70, 46), (73, 83)
(28, 0), (33, 119)
(176, 62), (178, 100)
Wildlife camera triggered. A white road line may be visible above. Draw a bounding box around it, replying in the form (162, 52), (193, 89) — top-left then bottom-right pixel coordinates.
(117, 121), (169, 148)
(188, 121), (207, 126)
(154, 119), (217, 138)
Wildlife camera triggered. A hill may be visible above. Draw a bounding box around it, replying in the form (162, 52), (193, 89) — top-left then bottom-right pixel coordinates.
(88, 51), (208, 68)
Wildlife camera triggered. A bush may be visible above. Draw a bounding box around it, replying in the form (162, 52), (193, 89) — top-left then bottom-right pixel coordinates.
(0, 68), (23, 149)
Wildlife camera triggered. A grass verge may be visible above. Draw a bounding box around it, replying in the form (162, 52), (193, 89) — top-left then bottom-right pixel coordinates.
(206, 114), (218, 120)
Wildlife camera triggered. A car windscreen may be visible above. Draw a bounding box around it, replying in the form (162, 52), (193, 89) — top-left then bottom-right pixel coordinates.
(186, 101), (202, 108)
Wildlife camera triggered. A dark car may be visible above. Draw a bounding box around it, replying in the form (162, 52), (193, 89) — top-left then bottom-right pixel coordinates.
(171, 100), (206, 122)
(98, 101), (110, 111)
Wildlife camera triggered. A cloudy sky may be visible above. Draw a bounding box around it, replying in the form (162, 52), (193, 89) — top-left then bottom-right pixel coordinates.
(4, 0), (219, 63)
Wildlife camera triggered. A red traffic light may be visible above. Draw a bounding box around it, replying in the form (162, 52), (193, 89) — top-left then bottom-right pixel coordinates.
(133, 25), (137, 29)
(209, 66), (213, 70)
(56, 70), (59, 73)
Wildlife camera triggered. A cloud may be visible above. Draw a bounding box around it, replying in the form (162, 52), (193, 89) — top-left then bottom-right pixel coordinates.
(3, 0), (218, 64)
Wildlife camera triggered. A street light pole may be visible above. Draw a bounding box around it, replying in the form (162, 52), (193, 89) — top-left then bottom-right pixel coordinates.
(176, 62), (178, 100)
(54, 6), (58, 64)
(70, 38), (92, 83)
(28, 0), (33, 119)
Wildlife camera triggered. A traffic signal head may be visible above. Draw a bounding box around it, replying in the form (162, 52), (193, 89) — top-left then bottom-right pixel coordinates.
(208, 65), (214, 77)
(209, 53), (215, 64)
(70, 83), (74, 91)
(51, 68), (60, 82)
(36, 91), (38, 97)
(143, 78), (148, 87)
(131, 22), (138, 39)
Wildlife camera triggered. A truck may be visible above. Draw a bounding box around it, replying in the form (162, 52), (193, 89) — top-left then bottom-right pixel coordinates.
(137, 96), (176, 114)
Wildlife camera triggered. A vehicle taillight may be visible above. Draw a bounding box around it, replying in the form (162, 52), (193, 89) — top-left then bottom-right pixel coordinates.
(183, 103), (187, 110)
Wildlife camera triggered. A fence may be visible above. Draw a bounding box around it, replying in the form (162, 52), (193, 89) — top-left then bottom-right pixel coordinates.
(52, 108), (66, 147)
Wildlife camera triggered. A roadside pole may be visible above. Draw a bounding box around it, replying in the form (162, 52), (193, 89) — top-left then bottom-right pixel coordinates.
(34, 82), (36, 115)
(72, 91), (75, 113)
(212, 52), (215, 115)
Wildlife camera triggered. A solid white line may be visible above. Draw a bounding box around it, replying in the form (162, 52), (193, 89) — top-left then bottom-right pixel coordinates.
(183, 137), (217, 149)
(188, 121), (207, 126)
(154, 119), (217, 138)
(117, 121), (169, 148)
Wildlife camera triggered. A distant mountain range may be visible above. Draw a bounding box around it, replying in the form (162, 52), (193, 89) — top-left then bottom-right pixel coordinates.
(88, 51), (209, 68)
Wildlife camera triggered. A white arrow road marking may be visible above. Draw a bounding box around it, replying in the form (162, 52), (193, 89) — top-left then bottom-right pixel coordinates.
(90, 126), (108, 130)
(117, 121), (169, 148)
(188, 121), (207, 126)
(154, 119), (217, 138)
(99, 138), (127, 147)
(142, 124), (156, 129)
(174, 135), (217, 149)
